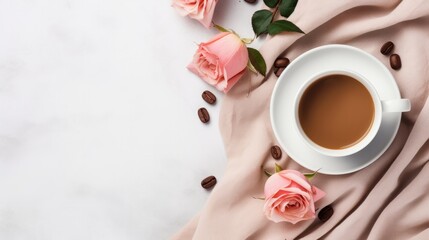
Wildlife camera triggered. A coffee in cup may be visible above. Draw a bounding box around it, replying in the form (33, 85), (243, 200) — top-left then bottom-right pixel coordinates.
(294, 70), (410, 157)
(298, 74), (374, 150)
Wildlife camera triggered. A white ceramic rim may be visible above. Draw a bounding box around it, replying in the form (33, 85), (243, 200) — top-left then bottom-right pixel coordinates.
(293, 70), (382, 157)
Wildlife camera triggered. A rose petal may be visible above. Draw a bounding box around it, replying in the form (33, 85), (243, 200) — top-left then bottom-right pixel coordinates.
(277, 187), (312, 200)
(279, 170), (312, 192)
(216, 69), (245, 93)
(312, 186), (326, 202)
(203, 33), (245, 69)
(263, 169), (323, 224)
(172, 0), (217, 28)
(198, 0), (217, 28)
(264, 173), (292, 198)
(222, 44), (248, 81)
(187, 32), (248, 92)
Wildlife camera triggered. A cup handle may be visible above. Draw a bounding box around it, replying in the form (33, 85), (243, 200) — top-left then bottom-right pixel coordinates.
(381, 99), (411, 113)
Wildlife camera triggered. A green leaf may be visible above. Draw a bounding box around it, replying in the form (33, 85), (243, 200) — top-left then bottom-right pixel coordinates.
(275, 163), (283, 173)
(247, 61), (259, 75)
(247, 47), (267, 77)
(263, 0), (279, 8)
(304, 168), (320, 180)
(267, 20), (304, 36)
(264, 169), (273, 177)
(279, 0), (298, 18)
(251, 10), (273, 36)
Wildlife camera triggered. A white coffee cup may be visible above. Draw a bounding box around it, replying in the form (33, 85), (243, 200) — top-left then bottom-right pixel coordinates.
(294, 70), (411, 157)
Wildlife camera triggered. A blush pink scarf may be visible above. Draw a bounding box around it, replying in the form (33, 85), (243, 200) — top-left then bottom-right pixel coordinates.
(173, 0), (429, 239)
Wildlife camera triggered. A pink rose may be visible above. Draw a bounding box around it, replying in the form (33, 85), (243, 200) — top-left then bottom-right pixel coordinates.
(187, 32), (248, 93)
(172, 0), (218, 28)
(264, 170), (325, 224)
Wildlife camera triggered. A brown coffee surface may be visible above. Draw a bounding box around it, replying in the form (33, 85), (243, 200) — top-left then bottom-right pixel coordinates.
(298, 74), (375, 149)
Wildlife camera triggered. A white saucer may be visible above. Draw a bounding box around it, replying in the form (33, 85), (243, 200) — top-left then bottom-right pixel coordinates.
(270, 45), (402, 175)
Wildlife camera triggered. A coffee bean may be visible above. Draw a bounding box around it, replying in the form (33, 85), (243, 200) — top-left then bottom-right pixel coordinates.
(390, 54), (401, 70)
(244, 0), (257, 3)
(318, 205), (334, 222)
(198, 108), (210, 123)
(275, 67), (285, 77)
(380, 41), (394, 55)
(202, 90), (216, 105)
(271, 145), (282, 160)
(201, 175), (217, 189)
(274, 57), (290, 68)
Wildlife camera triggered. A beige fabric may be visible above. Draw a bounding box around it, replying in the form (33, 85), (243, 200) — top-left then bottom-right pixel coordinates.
(173, 0), (429, 239)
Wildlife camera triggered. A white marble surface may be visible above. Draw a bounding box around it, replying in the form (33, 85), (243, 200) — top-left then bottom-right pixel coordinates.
(0, 0), (263, 239)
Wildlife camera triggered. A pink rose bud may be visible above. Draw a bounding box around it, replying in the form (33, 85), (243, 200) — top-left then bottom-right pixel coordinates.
(187, 32), (249, 93)
(263, 170), (325, 224)
(172, 0), (218, 28)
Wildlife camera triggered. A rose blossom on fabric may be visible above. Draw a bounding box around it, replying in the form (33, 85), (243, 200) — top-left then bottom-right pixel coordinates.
(187, 32), (248, 93)
(264, 170), (325, 224)
(172, 0), (218, 28)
